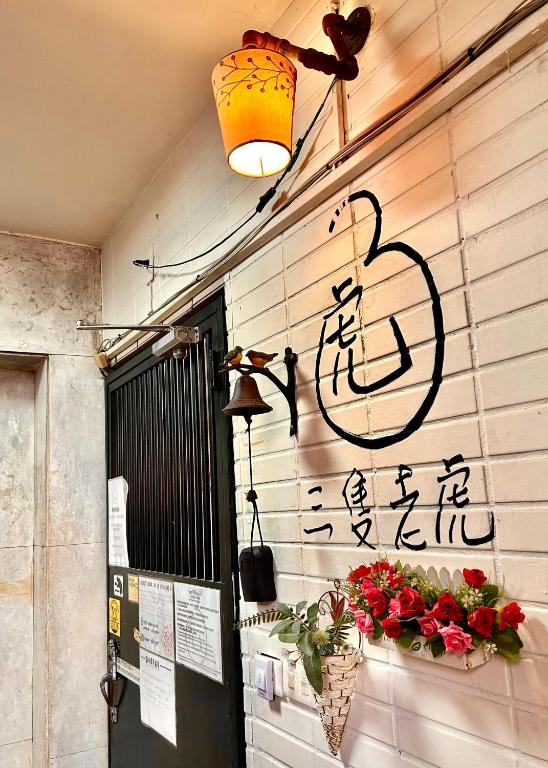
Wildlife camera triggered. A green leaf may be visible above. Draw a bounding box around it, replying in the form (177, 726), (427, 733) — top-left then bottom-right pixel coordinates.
(295, 600), (307, 615)
(269, 618), (293, 637)
(494, 632), (521, 662)
(233, 608), (287, 630)
(307, 603), (319, 625)
(495, 629), (523, 660)
(277, 633), (301, 644)
(503, 627), (523, 649)
(470, 632), (483, 648)
(430, 636), (446, 658)
(298, 630), (316, 657)
(481, 584), (499, 605)
(291, 621), (302, 634)
(277, 603), (292, 618)
(373, 620), (384, 640)
(395, 560), (403, 572)
(303, 649), (323, 695)
(395, 627), (416, 650)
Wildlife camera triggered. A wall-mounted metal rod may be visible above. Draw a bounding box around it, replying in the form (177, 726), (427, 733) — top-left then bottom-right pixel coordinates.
(76, 321), (172, 333)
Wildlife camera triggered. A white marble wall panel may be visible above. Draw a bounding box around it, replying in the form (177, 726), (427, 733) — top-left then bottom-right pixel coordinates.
(0, 231), (105, 767)
(0, 369), (34, 548)
(49, 747), (107, 768)
(47, 543), (107, 760)
(47, 356), (106, 546)
(0, 545), (33, 747)
(0, 740), (32, 767)
(0, 233), (101, 356)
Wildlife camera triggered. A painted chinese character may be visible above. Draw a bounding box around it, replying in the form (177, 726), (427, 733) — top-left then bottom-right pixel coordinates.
(303, 486), (333, 539)
(391, 464), (426, 550)
(315, 189), (445, 450)
(343, 468), (375, 549)
(436, 455), (494, 546)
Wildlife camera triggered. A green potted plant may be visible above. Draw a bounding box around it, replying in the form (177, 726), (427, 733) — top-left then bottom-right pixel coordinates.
(236, 588), (360, 756)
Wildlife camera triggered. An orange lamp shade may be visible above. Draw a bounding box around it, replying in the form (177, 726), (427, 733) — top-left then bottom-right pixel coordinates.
(212, 48), (297, 178)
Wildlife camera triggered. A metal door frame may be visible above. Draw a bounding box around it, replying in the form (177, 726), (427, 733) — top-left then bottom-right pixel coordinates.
(104, 291), (245, 767)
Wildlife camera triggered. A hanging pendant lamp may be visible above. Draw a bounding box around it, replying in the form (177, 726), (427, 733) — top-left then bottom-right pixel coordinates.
(212, 9), (372, 178)
(212, 48), (297, 178)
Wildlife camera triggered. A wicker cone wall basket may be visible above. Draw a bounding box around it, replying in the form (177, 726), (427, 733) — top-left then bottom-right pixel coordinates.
(314, 650), (360, 756)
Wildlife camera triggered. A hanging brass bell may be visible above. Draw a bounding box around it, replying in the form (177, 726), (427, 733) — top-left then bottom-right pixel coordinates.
(222, 373), (273, 420)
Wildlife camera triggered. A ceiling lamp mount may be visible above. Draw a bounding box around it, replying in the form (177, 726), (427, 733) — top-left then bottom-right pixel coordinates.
(241, 7), (372, 81)
(213, 7), (372, 178)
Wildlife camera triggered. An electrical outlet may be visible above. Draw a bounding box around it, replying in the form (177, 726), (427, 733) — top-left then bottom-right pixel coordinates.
(282, 656), (315, 708)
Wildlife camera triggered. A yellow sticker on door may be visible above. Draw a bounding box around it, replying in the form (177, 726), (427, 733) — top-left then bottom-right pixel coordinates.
(128, 574), (139, 603)
(109, 597), (121, 637)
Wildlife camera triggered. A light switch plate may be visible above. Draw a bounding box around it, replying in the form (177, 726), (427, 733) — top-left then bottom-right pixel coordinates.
(282, 656), (315, 708)
(255, 655), (274, 701)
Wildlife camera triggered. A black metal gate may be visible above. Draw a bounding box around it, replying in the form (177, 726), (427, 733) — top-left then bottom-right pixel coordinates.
(104, 294), (244, 768)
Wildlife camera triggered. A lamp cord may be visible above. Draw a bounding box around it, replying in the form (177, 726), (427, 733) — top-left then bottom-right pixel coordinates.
(247, 421), (264, 549)
(134, 77), (337, 270)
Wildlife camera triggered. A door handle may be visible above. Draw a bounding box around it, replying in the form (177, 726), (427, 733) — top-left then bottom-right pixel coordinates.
(100, 638), (121, 723)
(100, 673), (118, 724)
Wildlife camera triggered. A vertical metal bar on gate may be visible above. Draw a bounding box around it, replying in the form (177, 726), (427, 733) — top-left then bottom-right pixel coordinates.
(108, 331), (220, 582)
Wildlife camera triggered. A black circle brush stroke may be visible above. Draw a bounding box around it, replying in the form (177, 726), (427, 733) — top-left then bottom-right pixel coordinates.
(315, 189), (445, 449)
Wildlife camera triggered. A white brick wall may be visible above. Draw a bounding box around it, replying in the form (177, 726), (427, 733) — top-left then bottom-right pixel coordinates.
(101, 1), (548, 765)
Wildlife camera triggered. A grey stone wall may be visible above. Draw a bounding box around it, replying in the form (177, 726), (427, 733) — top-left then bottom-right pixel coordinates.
(0, 233), (106, 768)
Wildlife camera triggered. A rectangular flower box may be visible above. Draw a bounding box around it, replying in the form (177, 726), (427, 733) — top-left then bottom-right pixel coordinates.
(367, 635), (493, 670)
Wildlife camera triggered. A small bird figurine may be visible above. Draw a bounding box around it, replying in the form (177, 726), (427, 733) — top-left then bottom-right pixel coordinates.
(224, 345), (243, 366)
(247, 349), (278, 367)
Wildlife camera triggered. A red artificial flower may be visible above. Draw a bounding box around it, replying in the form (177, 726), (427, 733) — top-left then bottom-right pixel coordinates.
(348, 564), (371, 583)
(363, 587), (389, 618)
(438, 623), (474, 657)
(372, 560), (391, 573)
(467, 606), (497, 638)
(390, 587), (425, 619)
(418, 613), (442, 638)
(499, 602), (525, 631)
(431, 592), (464, 623)
(388, 571), (404, 589)
(382, 617), (403, 639)
(463, 568), (487, 589)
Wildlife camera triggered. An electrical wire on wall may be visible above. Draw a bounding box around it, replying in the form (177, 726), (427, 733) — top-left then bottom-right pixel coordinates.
(132, 77), (337, 271)
(104, 0), (544, 356)
(191, 0), (547, 285)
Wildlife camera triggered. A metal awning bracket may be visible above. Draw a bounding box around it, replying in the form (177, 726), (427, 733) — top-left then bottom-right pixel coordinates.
(75, 320), (200, 366)
(152, 326), (200, 360)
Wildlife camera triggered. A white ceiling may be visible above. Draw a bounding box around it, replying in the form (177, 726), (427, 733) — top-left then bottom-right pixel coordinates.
(0, 0), (290, 246)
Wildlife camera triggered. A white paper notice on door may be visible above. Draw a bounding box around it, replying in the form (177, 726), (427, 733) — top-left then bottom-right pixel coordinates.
(139, 649), (177, 747)
(174, 582), (223, 683)
(108, 477), (129, 568)
(139, 577), (175, 661)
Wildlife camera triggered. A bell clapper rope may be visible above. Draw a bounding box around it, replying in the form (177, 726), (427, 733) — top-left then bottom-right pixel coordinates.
(246, 419), (264, 549)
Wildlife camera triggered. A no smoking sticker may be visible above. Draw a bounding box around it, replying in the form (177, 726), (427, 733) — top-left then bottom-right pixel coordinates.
(113, 574), (124, 598)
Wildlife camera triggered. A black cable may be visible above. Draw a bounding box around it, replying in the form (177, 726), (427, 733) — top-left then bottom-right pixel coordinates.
(133, 209), (257, 269)
(133, 77), (337, 270)
(254, 76), (337, 214)
(247, 422), (264, 549)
